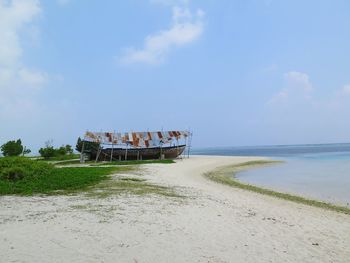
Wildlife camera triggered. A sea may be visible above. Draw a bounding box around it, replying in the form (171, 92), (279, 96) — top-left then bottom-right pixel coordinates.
(191, 143), (350, 206)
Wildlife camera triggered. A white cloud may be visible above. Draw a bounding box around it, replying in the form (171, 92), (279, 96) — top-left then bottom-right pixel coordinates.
(57, 0), (70, 6)
(119, 6), (204, 65)
(150, 0), (189, 6)
(0, 0), (63, 140)
(18, 68), (48, 88)
(0, 0), (46, 91)
(268, 71), (313, 104)
(285, 71), (313, 92)
(0, 0), (41, 67)
(342, 84), (350, 95)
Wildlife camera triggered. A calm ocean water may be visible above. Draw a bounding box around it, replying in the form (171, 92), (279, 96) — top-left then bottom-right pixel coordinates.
(192, 144), (350, 206)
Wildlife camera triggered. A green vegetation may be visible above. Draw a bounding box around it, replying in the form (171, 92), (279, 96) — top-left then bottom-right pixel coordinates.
(92, 159), (175, 166)
(86, 176), (181, 198)
(56, 159), (175, 166)
(0, 157), (53, 181)
(1, 139), (30, 157)
(0, 166), (117, 195)
(38, 140), (76, 160)
(40, 154), (80, 162)
(0, 157), (116, 195)
(204, 160), (350, 215)
(0, 157), (179, 198)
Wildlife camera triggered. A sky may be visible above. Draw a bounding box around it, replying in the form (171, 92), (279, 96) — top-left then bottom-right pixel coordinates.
(0, 0), (350, 152)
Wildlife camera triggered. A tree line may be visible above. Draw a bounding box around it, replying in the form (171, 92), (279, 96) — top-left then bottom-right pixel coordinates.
(1, 138), (99, 159)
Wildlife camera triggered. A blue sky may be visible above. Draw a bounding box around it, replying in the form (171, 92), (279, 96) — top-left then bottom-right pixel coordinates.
(1, 0), (350, 151)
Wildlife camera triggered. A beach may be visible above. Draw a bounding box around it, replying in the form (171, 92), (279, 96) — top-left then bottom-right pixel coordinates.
(1, 155), (349, 263)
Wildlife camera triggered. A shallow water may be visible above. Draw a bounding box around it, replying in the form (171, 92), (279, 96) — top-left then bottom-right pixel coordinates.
(192, 144), (350, 206)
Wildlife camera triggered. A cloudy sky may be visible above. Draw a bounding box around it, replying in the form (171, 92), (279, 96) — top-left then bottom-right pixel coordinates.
(0, 0), (350, 151)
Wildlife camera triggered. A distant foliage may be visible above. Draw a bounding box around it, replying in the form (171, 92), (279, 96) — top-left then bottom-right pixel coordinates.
(65, 145), (73, 155)
(39, 140), (75, 159)
(76, 137), (99, 153)
(39, 140), (56, 159)
(0, 139), (29, 157)
(0, 157), (53, 181)
(23, 147), (31, 156)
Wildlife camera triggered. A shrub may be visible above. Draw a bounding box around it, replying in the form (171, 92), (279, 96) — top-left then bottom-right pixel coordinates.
(39, 146), (56, 159)
(0, 157), (53, 181)
(57, 146), (67, 156)
(39, 140), (75, 159)
(0, 167), (26, 181)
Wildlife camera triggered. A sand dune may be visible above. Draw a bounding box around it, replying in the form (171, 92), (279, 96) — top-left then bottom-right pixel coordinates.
(1, 156), (349, 262)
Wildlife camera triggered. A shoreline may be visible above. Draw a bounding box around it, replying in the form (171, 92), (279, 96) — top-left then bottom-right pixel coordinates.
(203, 159), (350, 215)
(1, 155), (349, 262)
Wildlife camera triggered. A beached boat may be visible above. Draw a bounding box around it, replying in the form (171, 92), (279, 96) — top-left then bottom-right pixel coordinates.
(80, 130), (191, 162)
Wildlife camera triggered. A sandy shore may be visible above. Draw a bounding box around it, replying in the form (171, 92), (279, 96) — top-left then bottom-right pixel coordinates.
(1, 155), (349, 263)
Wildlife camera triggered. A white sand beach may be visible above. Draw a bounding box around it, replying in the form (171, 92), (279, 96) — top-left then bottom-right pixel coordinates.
(1, 156), (349, 263)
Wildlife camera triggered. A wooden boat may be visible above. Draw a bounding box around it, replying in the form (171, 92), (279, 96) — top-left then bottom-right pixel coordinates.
(81, 130), (191, 162)
(88, 145), (186, 161)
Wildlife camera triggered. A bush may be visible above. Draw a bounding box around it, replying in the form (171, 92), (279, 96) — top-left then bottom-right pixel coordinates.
(0, 157), (53, 181)
(39, 146), (56, 159)
(39, 140), (75, 160)
(1, 167), (26, 181)
(1, 139), (24, 156)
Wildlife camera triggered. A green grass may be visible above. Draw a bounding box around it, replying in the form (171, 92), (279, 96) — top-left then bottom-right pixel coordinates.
(0, 157), (53, 180)
(56, 159), (175, 166)
(53, 160), (82, 165)
(204, 161), (350, 215)
(0, 158), (180, 198)
(37, 154), (80, 161)
(85, 176), (181, 198)
(91, 159), (175, 166)
(0, 166), (122, 195)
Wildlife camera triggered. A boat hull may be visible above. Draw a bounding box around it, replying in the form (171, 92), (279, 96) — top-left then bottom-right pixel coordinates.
(88, 145), (186, 161)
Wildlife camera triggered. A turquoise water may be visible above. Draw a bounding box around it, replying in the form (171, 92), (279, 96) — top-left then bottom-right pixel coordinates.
(192, 144), (350, 206)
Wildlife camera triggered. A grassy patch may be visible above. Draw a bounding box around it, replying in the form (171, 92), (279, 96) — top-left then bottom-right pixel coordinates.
(86, 176), (181, 198)
(53, 160), (82, 166)
(204, 161), (350, 215)
(37, 154), (80, 161)
(0, 157), (180, 198)
(0, 166), (123, 195)
(0, 157), (53, 181)
(56, 159), (175, 166)
(91, 159), (175, 166)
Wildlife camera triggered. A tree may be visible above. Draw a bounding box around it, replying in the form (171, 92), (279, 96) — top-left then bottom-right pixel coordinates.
(1, 139), (24, 156)
(39, 141), (75, 159)
(22, 146), (31, 156)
